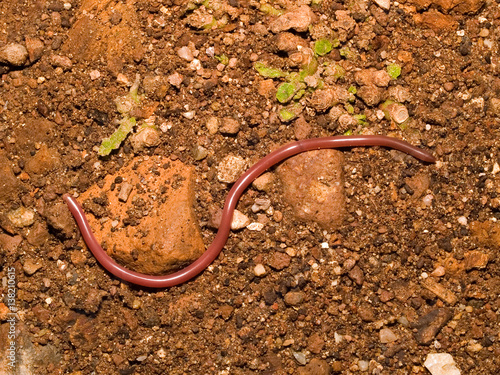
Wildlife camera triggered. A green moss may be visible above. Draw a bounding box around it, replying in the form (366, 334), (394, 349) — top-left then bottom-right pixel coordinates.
(254, 62), (287, 78)
(259, 3), (283, 16)
(278, 107), (297, 122)
(387, 63), (402, 79)
(276, 82), (298, 103)
(215, 54), (229, 65)
(314, 39), (333, 56)
(98, 117), (136, 156)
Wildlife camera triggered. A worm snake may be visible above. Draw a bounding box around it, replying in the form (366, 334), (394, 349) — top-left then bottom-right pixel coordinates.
(63, 135), (436, 288)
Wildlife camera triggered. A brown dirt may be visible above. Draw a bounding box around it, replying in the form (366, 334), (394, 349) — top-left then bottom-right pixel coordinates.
(1, 0), (500, 374)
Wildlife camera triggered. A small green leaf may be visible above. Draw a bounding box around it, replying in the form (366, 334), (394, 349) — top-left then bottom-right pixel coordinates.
(299, 57), (318, 80)
(260, 3), (283, 16)
(343, 129), (353, 136)
(276, 82), (297, 103)
(353, 114), (367, 125)
(254, 62), (287, 79)
(348, 85), (357, 95)
(98, 117), (136, 156)
(215, 54), (229, 65)
(387, 63), (402, 79)
(314, 39), (333, 56)
(279, 107), (297, 122)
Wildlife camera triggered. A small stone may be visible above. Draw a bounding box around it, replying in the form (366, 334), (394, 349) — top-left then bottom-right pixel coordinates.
(252, 172), (274, 192)
(46, 202), (76, 238)
(379, 289), (395, 302)
(118, 182), (133, 202)
(251, 198), (271, 213)
(308, 87), (351, 112)
(384, 103), (409, 124)
(275, 32), (308, 52)
(167, 72), (183, 88)
(0, 43), (28, 66)
(413, 10), (457, 32)
(307, 334), (325, 354)
(292, 351), (307, 365)
(217, 155), (246, 183)
(431, 265), (446, 277)
(247, 222), (264, 231)
(50, 54), (72, 69)
(268, 252), (291, 270)
(231, 209), (251, 230)
(0, 234), (23, 256)
(0, 303), (10, 321)
(379, 327), (398, 343)
(192, 145), (208, 161)
(23, 258), (43, 275)
(219, 117), (240, 135)
(130, 126), (161, 152)
(25, 37), (44, 62)
(464, 250), (488, 270)
(284, 291), (305, 306)
(293, 115), (311, 140)
(254, 263), (266, 277)
(348, 265), (364, 286)
(424, 353), (461, 375)
(7, 207), (35, 227)
(206, 116), (219, 134)
(218, 305), (234, 320)
(78, 157), (206, 274)
(277, 149), (345, 230)
(177, 46), (194, 61)
(357, 85), (384, 106)
(421, 278), (457, 305)
(374, 0), (390, 10)
(270, 5), (317, 33)
(258, 79), (275, 97)
(414, 308), (453, 345)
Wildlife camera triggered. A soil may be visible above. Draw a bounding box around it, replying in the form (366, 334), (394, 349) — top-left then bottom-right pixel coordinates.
(1, 0), (500, 374)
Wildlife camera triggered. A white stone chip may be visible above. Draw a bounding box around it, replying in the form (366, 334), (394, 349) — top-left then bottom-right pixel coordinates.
(424, 353), (461, 375)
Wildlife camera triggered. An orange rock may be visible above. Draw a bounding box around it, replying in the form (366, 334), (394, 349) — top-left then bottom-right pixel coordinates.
(79, 156), (205, 275)
(25, 143), (61, 176)
(277, 150), (345, 230)
(470, 220), (500, 247)
(414, 9), (458, 32)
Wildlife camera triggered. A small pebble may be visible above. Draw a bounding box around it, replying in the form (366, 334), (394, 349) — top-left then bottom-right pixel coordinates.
(177, 46), (194, 61)
(292, 351), (307, 365)
(217, 155), (246, 183)
(231, 209), (250, 230)
(379, 327), (398, 343)
(0, 43), (28, 66)
(247, 222), (264, 231)
(7, 207), (35, 227)
(424, 353), (461, 375)
(254, 263), (266, 277)
(118, 182), (133, 202)
(23, 259), (43, 275)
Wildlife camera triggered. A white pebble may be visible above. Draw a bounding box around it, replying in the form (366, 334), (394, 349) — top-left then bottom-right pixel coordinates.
(231, 209), (250, 230)
(424, 353), (461, 375)
(423, 194), (434, 206)
(217, 155), (246, 183)
(457, 216), (468, 226)
(379, 327), (398, 343)
(89, 69), (101, 80)
(374, 0), (390, 10)
(177, 46), (194, 61)
(247, 222), (264, 231)
(254, 263), (266, 276)
(358, 360), (369, 371)
(182, 111), (195, 119)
